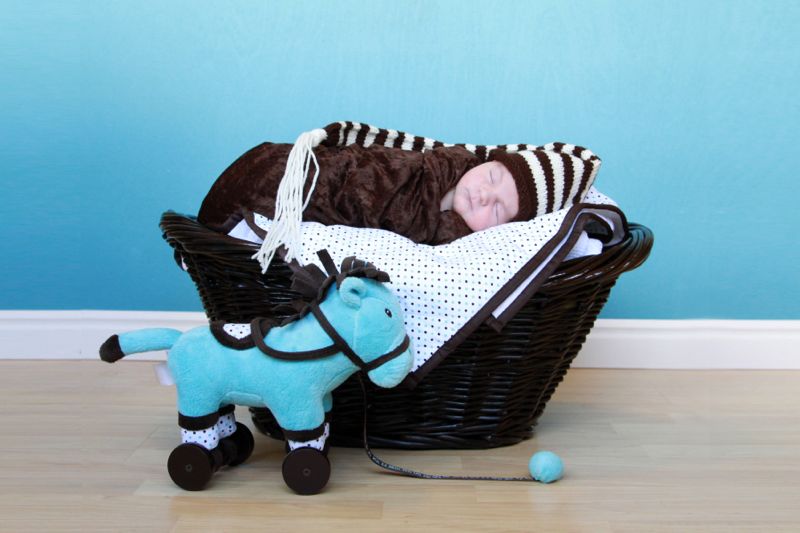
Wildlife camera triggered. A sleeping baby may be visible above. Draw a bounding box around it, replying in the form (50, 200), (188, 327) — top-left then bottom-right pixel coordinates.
(440, 159), (519, 233)
(198, 123), (600, 246)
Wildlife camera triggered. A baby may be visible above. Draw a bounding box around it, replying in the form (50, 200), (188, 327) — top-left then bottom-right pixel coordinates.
(440, 160), (520, 232)
(198, 127), (598, 247)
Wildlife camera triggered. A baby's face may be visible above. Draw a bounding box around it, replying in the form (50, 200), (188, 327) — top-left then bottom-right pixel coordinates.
(452, 161), (519, 231)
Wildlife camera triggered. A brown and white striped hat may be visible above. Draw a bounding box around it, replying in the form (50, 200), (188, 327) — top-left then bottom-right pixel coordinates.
(320, 121), (602, 221)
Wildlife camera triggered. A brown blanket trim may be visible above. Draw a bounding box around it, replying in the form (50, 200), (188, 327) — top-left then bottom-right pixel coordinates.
(243, 210), (267, 240)
(490, 211), (620, 327)
(401, 203), (629, 388)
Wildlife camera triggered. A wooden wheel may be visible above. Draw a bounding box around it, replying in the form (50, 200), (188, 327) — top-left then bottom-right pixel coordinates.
(281, 447), (331, 495)
(167, 443), (214, 491)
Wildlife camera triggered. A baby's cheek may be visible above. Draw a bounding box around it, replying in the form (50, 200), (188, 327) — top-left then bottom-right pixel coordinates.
(467, 213), (485, 231)
(452, 204), (475, 231)
(466, 212), (489, 231)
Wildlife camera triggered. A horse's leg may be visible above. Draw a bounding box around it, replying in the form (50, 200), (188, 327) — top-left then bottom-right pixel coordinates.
(178, 412), (221, 450)
(215, 405), (254, 467)
(269, 396), (331, 494)
(214, 405), (237, 440)
(172, 360), (225, 451)
(317, 391), (333, 455)
(168, 411), (222, 491)
(271, 396), (327, 452)
(280, 405), (331, 495)
(285, 420), (330, 452)
(323, 391), (333, 413)
(264, 392), (331, 493)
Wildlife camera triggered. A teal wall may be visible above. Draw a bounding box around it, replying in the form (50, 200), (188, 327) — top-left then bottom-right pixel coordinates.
(2, 0), (798, 318)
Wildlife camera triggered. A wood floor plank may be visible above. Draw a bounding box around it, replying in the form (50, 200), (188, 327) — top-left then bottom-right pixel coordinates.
(0, 361), (798, 532)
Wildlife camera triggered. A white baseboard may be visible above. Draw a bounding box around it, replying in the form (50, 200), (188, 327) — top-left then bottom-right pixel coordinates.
(1, 311), (798, 369)
(0, 310), (202, 362)
(573, 319), (799, 369)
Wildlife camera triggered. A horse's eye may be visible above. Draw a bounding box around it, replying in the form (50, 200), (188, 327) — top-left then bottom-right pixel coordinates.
(384, 308), (392, 318)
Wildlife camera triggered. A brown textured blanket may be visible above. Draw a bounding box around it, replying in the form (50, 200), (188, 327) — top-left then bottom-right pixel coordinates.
(198, 142), (483, 245)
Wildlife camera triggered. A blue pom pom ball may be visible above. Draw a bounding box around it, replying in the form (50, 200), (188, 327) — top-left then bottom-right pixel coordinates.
(528, 451), (563, 483)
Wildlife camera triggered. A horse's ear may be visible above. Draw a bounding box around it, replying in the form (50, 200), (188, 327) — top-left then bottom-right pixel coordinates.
(339, 277), (366, 309)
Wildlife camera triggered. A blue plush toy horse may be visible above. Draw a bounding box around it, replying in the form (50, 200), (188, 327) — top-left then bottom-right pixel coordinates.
(100, 253), (413, 494)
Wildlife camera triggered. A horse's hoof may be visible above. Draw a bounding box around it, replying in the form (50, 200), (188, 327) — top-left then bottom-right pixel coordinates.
(282, 447), (331, 495)
(168, 443), (214, 491)
(227, 422), (255, 467)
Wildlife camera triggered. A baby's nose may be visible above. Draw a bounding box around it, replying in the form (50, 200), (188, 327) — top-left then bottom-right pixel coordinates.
(479, 186), (493, 205)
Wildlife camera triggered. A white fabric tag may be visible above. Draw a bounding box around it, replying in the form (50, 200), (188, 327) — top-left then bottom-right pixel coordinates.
(154, 362), (175, 386)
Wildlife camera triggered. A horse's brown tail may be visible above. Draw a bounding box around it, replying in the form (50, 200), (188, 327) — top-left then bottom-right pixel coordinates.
(100, 335), (125, 363)
(99, 328), (182, 363)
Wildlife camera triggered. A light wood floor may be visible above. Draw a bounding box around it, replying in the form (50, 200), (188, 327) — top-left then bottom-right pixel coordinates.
(1, 361), (798, 532)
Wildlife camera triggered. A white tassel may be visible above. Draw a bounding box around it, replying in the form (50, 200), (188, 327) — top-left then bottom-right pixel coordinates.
(252, 128), (327, 273)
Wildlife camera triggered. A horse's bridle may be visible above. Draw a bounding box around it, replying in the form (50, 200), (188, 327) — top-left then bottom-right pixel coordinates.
(251, 301), (410, 373)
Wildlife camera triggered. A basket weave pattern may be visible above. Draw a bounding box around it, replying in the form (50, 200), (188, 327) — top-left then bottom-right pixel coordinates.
(160, 212), (652, 449)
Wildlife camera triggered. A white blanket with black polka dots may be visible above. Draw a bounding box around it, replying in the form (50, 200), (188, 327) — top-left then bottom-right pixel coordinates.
(231, 187), (626, 385)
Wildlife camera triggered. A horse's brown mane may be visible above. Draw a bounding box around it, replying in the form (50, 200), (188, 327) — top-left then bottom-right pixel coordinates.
(275, 250), (390, 322)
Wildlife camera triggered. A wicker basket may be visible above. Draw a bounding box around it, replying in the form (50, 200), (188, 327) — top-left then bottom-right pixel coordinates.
(160, 212), (653, 449)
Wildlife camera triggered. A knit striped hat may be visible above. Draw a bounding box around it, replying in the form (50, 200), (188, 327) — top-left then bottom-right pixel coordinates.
(320, 121), (602, 221)
(254, 121), (602, 272)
